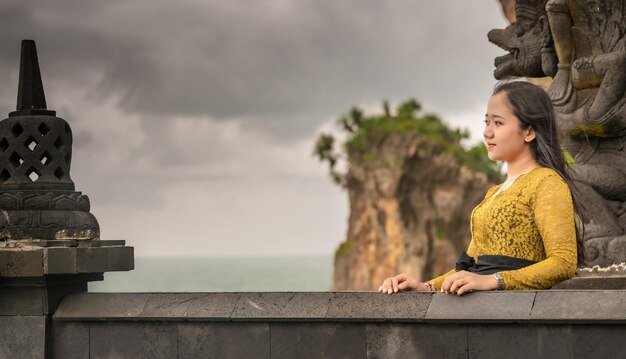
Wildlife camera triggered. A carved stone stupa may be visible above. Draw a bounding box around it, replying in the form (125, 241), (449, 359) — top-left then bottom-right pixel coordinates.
(0, 40), (99, 241)
(0, 40), (133, 315)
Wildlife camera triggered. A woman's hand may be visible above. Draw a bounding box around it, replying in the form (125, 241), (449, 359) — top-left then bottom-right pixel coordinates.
(440, 270), (498, 295)
(378, 273), (430, 294)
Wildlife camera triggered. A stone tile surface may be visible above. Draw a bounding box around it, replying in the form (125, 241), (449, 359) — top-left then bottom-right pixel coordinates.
(0, 316), (46, 359)
(178, 322), (269, 358)
(426, 291), (535, 322)
(183, 293), (241, 319)
(90, 322), (177, 359)
(468, 324), (574, 359)
(232, 292), (333, 320)
(54, 293), (150, 320)
(326, 292), (431, 320)
(231, 292), (293, 319)
(51, 321), (89, 359)
(278, 292), (334, 319)
(573, 325), (626, 358)
(142, 293), (240, 319)
(366, 323), (468, 358)
(270, 322), (366, 358)
(530, 290), (626, 321)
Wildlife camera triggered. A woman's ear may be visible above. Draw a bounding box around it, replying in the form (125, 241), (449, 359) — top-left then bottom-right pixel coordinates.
(524, 127), (536, 142)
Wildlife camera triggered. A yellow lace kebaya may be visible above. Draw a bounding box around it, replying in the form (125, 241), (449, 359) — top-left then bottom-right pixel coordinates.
(430, 167), (577, 290)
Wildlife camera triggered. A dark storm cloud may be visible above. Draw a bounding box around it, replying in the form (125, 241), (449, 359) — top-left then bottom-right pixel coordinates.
(0, 0), (507, 141)
(0, 3), (114, 79)
(0, 0), (510, 255)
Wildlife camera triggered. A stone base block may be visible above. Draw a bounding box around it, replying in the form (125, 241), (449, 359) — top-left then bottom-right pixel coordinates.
(0, 243), (133, 277)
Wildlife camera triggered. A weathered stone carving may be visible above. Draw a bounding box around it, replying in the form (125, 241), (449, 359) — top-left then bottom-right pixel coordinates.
(0, 40), (99, 241)
(489, 0), (558, 79)
(489, 0), (626, 266)
(0, 192), (91, 211)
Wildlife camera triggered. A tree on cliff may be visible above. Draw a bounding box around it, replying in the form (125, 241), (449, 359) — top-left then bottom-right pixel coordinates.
(314, 99), (502, 290)
(314, 99), (502, 187)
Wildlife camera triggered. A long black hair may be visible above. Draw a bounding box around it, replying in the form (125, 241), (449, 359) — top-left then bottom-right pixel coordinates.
(492, 80), (585, 266)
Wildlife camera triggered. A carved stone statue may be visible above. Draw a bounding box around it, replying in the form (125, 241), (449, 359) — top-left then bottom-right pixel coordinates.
(489, 0), (626, 266)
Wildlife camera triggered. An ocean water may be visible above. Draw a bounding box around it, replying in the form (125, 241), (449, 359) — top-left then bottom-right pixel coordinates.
(89, 255), (334, 292)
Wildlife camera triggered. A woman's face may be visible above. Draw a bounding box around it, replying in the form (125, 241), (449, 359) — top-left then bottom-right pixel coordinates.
(483, 92), (534, 163)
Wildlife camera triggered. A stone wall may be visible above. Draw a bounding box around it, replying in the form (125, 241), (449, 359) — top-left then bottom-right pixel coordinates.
(34, 291), (626, 358)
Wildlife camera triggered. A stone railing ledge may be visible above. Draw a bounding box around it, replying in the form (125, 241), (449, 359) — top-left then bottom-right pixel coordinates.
(52, 290), (626, 324)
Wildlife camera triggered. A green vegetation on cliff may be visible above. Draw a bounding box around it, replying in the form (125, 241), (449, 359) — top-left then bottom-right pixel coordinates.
(314, 99), (503, 185)
(335, 238), (354, 260)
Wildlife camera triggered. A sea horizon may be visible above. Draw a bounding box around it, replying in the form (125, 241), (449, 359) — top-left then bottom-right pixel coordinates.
(89, 254), (334, 293)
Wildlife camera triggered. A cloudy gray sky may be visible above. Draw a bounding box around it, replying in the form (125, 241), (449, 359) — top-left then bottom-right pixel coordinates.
(0, 1), (508, 256)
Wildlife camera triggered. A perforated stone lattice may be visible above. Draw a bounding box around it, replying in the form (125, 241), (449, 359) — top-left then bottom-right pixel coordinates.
(0, 116), (73, 187)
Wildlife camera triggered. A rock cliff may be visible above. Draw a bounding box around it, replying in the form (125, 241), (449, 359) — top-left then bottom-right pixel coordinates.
(333, 133), (494, 290)
(316, 101), (497, 291)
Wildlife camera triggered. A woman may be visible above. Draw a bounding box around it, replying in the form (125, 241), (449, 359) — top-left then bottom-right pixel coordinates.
(379, 81), (581, 295)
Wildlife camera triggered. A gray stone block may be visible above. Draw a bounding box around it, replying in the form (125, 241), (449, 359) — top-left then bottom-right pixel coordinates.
(426, 291), (536, 322)
(278, 292), (334, 319)
(366, 323), (468, 358)
(530, 290), (626, 322)
(227, 292), (287, 319)
(326, 292), (431, 321)
(45, 247), (77, 273)
(75, 247), (108, 273)
(141, 293), (240, 319)
(90, 322), (177, 359)
(0, 249), (44, 277)
(573, 325), (626, 358)
(105, 246), (134, 271)
(0, 286), (45, 315)
(51, 321), (89, 359)
(54, 293), (150, 320)
(0, 316), (46, 359)
(178, 322), (269, 358)
(270, 323), (366, 358)
(232, 292), (333, 320)
(467, 324), (574, 359)
(183, 293), (242, 319)
(75, 246), (133, 273)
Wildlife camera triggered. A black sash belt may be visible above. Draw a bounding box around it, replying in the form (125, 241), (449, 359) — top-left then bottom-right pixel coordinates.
(455, 251), (536, 275)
